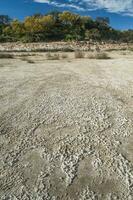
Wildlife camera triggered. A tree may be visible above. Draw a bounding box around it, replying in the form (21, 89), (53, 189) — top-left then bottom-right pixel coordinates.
(85, 29), (101, 41)
(96, 17), (110, 26)
(59, 11), (80, 26)
(0, 15), (11, 25)
(81, 16), (94, 29)
(45, 11), (61, 21)
(0, 11), (132, 43)
(11, 20), (25, 37)
(23, 15), (55, 41)
(59, 11), (83, 40)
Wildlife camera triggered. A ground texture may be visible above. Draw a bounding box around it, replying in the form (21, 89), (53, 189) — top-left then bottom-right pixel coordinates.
(0, 52), (133, 200)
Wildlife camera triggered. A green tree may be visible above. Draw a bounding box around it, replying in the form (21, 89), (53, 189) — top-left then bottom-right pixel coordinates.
(85, 29), (101, 41)
(0, 15), (11, 25)
(96, 17), (110, 26)
(11, 20), (25, 38)
(59, 11), (83, 40)
(0, 11), (132, 43)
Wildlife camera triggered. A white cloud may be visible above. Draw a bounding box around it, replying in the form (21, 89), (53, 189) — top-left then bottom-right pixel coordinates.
(34, 0), (86, 11)
(34, 0), (133, 16)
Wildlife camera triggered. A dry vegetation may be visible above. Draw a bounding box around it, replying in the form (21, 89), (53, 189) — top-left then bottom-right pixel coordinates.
(0, 51), (111, 61)
(61, 53), (68, 59)
(26, 59), (35, 64)
(74, 50), (85, 58)
(88, 52), (110, 59)
(0, 53), (14, 59)
(45, 52), (60, 60)
(20, 57), (35, 63)
(95, 52), (110, 59)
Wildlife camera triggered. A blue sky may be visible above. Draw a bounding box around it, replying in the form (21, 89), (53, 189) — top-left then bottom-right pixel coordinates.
(0, 0), (133, 30)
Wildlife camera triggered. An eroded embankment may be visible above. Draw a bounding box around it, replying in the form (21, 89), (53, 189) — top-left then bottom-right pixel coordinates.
(0, 41), (132, 52)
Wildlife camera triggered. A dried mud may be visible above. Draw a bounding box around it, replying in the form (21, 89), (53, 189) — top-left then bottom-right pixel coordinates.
(0, 52), (133, 199)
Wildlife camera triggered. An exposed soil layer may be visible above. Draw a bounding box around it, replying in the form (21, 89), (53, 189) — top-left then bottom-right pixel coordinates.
(0, 41), (132, 52)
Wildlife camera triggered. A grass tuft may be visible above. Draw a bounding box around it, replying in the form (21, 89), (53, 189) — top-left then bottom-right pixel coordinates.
(0, 54), (14, 59)
(46, 52), (60, 60)
(21, 57), (35, 63)
(27, 60), (35, 63)
(88, 52), (110, 59)
(61, 53), (68, 59)
(74, 51), (85, 59)
(95, 52), (110, 59)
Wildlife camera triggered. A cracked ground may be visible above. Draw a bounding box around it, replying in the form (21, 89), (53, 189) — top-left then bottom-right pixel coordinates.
(0, 52), (133, 200)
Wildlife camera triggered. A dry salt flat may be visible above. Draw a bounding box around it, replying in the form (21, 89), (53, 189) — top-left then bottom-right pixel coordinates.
(0, 51), (133, 199)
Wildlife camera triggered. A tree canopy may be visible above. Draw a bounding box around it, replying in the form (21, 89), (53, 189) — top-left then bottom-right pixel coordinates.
(0, 12), (132, 43)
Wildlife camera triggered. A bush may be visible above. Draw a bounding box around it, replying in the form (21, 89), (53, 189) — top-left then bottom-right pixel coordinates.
(65, 34), (76, 41)
(88, 52), (110, 59)
(18, 53), (36, 57)
(95, 52), (110, 59)
(87, 53), (95, 59)
(61, 53), (68, 59)
(0, 35), (16, 42)
(51, 53), (60, 60)
(27, 59), (35, 63)
(74, 51), (85, 58)
(0, 53), (14, 58)
(45, 52), (52, 59)
(20, 35), (35, 43)
(21, 57), (35, 63)
(46, 52), (60, 60)
(62, 48), (74, 52)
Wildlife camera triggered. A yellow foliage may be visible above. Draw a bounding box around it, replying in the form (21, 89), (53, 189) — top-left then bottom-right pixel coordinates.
(59, 11), (80, 25)
(24, 15), (54, 33)
(11, 20), (25, 34)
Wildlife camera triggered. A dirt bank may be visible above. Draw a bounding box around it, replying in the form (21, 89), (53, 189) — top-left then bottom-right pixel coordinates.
(0, 41), (132, 52)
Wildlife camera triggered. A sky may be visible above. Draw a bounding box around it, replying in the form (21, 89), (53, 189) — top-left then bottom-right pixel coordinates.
(0, 0), (133, 30)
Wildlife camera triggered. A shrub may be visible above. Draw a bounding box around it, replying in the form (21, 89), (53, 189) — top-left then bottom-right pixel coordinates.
(46, 52), (52, 60)
(74, 51), (85, 58)
(61, 53), (68, 59)
(65, 34), (76, 41)
(51, 53), (60, 60)
(95, 52), (110, 59)
(18, 53), (36, 57)
(88, 52), (110, 59)
(20, 35), (35, 43)
(45, 52), (52, 59)
(121, 52), (127, 55)
(0, 53), (14, 59)
(87, 53), (95, 59)
(46, 52), (60, 60)
(21, 57), (35, 63)
(27, 60), (35, 63)
(128, 48), (133, 51)
(62, 48), (74, 52)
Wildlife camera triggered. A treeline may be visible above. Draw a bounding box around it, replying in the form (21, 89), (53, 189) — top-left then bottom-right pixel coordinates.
(0, 11), (133, 43)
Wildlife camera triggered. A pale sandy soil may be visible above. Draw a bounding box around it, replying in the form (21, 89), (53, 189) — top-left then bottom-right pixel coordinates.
(0, 51), (133, 200)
